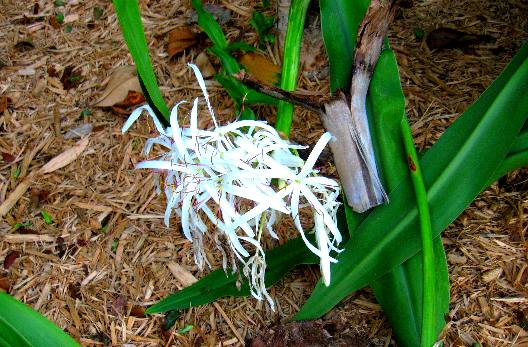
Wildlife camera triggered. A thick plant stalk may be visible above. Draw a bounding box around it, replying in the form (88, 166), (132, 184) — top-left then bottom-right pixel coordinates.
(275, 0), (311, 136)
(321, 0), (396, 212)
(401, 117), (436, 346)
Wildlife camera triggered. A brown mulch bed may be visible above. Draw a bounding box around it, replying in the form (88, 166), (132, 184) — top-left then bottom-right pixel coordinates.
(0, 0), (527, 346)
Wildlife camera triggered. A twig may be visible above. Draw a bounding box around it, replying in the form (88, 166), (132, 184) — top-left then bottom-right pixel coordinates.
(233, 71), (325, 116)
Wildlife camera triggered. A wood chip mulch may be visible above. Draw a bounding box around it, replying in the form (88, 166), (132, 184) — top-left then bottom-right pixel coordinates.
(0, 0), (527, 346)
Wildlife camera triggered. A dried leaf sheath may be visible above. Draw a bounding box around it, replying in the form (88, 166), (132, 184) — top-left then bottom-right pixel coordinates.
(322, 0), (396, 212)
(322, 93), (382, 212)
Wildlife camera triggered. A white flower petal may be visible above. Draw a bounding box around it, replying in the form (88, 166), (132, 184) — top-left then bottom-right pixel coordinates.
(298, 132), (332, 178)
(314, 213), (331, 286)
(299, 184), (342, 243)
(188, 63), (217, 127)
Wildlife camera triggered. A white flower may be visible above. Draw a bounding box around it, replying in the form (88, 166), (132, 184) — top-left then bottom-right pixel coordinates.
(122, 63), (342, 308)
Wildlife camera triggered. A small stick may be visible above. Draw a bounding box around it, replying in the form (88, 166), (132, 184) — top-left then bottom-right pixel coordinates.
(233, 71), (325, 116)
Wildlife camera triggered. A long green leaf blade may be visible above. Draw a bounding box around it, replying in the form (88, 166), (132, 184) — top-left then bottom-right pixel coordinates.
(366, 48), (450, 346)
(295, 43), (528, 320)
(0, 292), (79, 346)
(372, 237), (449, 346)
(113, 0), (170, 122)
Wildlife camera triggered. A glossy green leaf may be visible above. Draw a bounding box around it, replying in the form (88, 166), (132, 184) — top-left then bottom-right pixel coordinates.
(295, 42), (528, 320)
(0, 291), (79, 346)
(113, 0), (170, 122)
(40, 210), (53, 225)
(226, 41), (256, 53)
(365, 47), (449, 345)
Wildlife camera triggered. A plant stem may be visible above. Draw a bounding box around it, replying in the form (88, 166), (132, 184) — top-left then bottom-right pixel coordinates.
(275, 0), (311, 137)
(400, 117), (436, 346)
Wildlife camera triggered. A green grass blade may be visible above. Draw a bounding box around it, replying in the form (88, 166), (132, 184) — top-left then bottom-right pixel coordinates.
(113, 0), (170, 122)
(0, 292), (79, 346)
(295, 43), (528, 320)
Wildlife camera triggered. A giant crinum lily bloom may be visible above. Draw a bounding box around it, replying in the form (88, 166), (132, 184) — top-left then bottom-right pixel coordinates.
(122, 63), (342, 307)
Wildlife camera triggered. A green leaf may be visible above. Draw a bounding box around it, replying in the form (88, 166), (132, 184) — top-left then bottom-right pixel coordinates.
(40, 211), (53, 225)
(192, 0), (228, 50)
(225, 41), (256, 53)
(276, 0), (311, 137)
(371, 237), (449, 346)
(93, 7), (104, 20)
(295, 42), (528, 320)
(0, 292), (79, 346)
(366, 48), (450, 345)
(319, 0), (370, 92)
(163, 310), (180, 330)
(250, 11), (276, 47)
(414, 28), (425, 40)
(13, 221), (31, 231)
(80, 108), (92, 118)
(55, 12), (65, 24)
(193, 0), (276, 116)
(176, 325), (193, 334)
(113, 0), (170, 123)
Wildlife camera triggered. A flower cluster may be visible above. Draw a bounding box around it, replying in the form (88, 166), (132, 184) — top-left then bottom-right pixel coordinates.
(122, 64), (342, 308)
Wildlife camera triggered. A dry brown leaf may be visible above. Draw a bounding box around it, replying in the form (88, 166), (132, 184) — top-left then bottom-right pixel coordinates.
(194, 51), (215, 78)
(3, 250), (21, 270)
(167, 262), (197, 288)
(111, 90), (146, 115)
(167, 27), (198, 59)
(239, 53), (280, 85)
(40, 136), (89, 174)
(94, 66), (141, 107)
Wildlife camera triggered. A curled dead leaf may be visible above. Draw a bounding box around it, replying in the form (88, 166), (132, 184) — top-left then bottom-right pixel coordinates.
(238, 53), (280, 85)
(1, 152), (15, 163)
(111, 90), (145, 116)
(60, 66), (83, 90)
(94, 66), (141, 108)
(167, 27), (198, 59)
